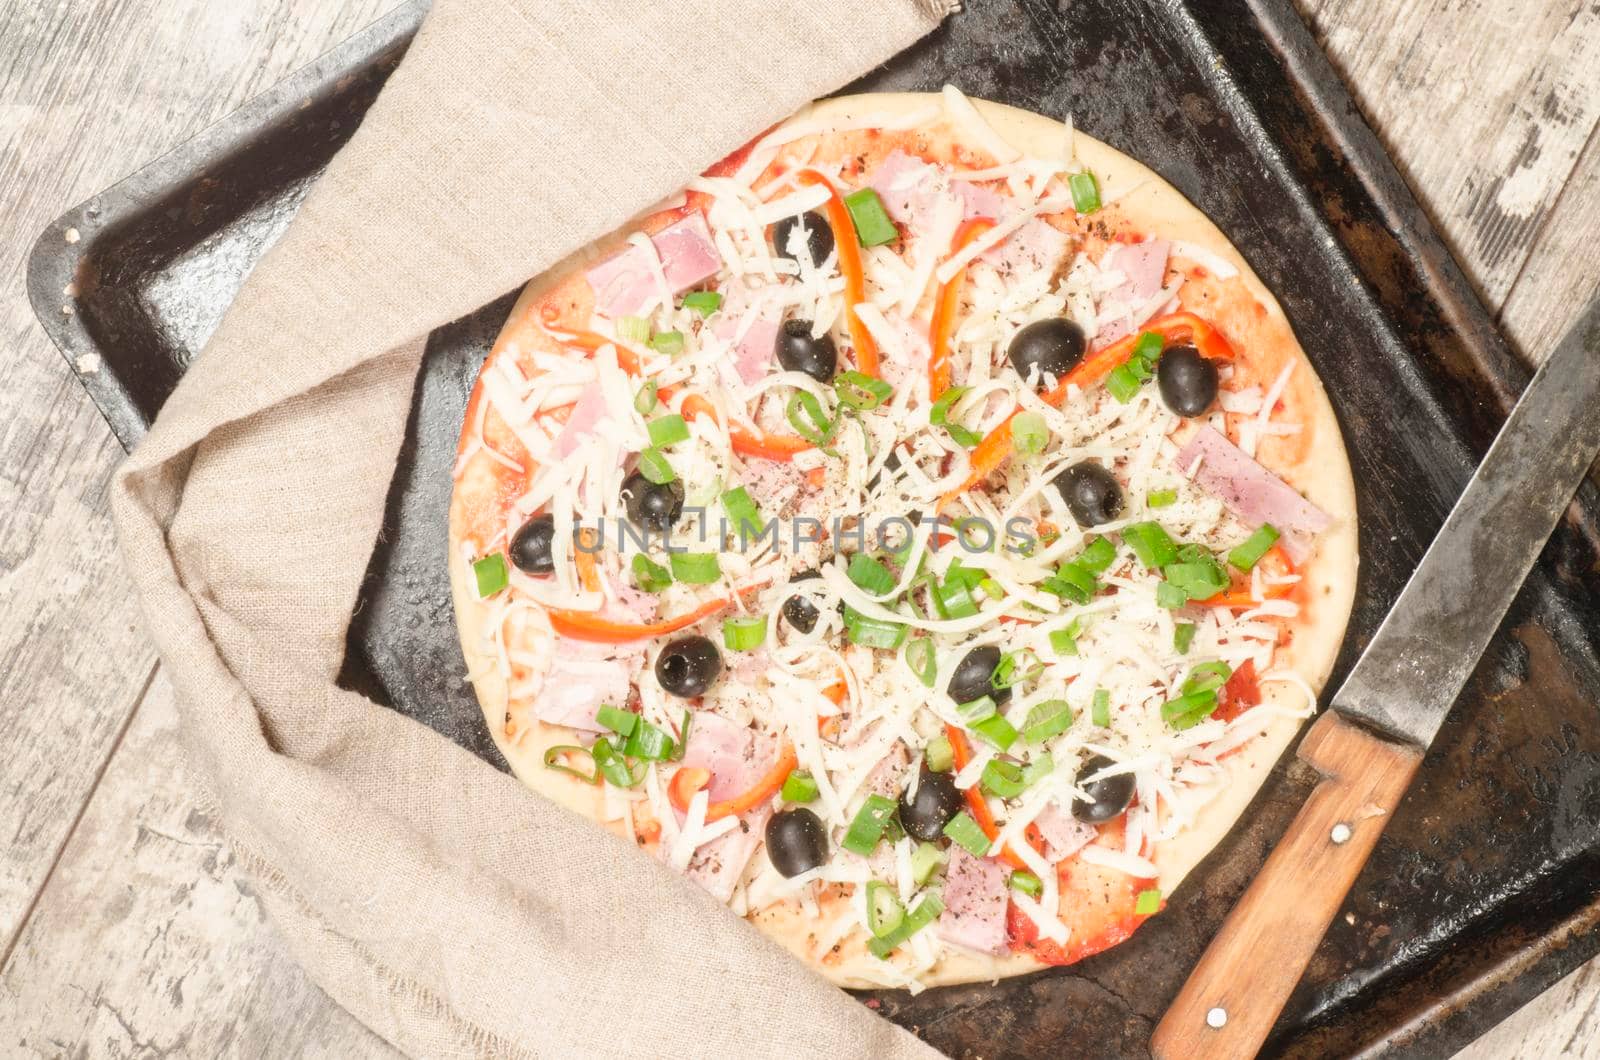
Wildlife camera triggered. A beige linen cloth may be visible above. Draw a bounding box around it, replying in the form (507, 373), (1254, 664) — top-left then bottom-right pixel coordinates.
(111, 0), (957, 1055)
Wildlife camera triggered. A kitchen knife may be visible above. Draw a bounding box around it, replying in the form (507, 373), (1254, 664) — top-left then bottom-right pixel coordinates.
(1151, 298), (1600, 1059)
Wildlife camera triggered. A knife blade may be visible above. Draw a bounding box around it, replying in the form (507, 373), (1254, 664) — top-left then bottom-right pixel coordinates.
(1153, 297), (1600, 1060)
(1334, 296), (1600, 746)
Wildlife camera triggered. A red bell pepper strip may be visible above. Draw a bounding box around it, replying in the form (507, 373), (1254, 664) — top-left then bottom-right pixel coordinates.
(795, 169), (880, 378)
(668, 743), (798, 821)
(548, 595), (733, 643)
(928, 218), (995, 401)
(1199, 544), (1296, 608)
(678, 394), (814, 462)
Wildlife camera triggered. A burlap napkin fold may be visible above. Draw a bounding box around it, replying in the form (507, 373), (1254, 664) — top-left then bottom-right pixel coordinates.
(111, 1), (955, 1055)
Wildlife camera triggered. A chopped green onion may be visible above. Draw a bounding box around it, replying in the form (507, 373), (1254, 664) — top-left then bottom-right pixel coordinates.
(843, 187), (898, 247)
(867, 892), (944, 958)
(596, 704), (637, 738)
(634, 379), (658, 415)
(1077, 535), (1117, 573)
(637, 447), (676, 484)
(616, 315), (650, 343)
(1105, 362), (1142, 403)
(1092, 689), (1111, 728)
(835, 370), (893, 411)
(682, 290), (722, 316)
(981, 759), (1027, 798)
(1021, 752), (1055, 788)
(670, 552), (722, 584)
(946, 423), (982, 448)
(1161, 688), (1220, 730)
(1133, 330), (1164, 364)
(957, 695), (996, 723)
(929, 385), (966, 427)
(843, 794), (898, 856)
(647, 413), (689, 448)
(1135, 888), (1162, 916)
(781, 770), (819, 803)
(843, 606), (907, 649)
(979, 577), (1005, 600)
(1049, 627), (1079, 656)
(1163, 557), (1231, 599)
(1148, 489), (1178, 508)
(905, 637), (938, 689)
(1183, 661), (1233, 695)
(785, 391), (837, 448)
(924, 734), (954, 773)
(933, 574), (979, 619)
(472, 553), (508, 598)
(847, 553), (896, 595)
(670, 709), (692, 760)
(910, 842), (946, 886)
(720, 486), (763, 535)
(1011, 411), (1049, 455)
(994, 649), (1042, 689)
(542, 745), (597, 783)
(649, 330), (685, 355)
(944, 560), (985, 590)
(1122, 521), (1178, 569)
(1023, 699), (1073, 744)
(1156, 581), (1189, 610)
(722, 615), (768, 651)
(590, 738), (645, 788)
(623, 718), (675, 761)
(1044, 561), (1099, 604)
(1174, 622), (1197, 654)
(943, 811), (992, 857)
(865, 880), (906, 937)
(970, 713), (1018, 752)
(1229, 523), (1282, 571)
(632, 553), (672, 593)
(1069, 170), (1101, 213)
(1010, 870), (1043, 898)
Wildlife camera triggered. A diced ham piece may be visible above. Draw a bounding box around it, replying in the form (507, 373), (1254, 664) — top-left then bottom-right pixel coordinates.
(584, 212), (720, 319)
(1032, 800), (1097, 861)
(861, 741), (911, 801)
(678, 710), (777, 803)
(552, 380), (608, 458)
(729, 647), (771, 687)
(739, 457), (809, 516)
(686, 807), (771, 902)
(713, 280), (783, 386)
(532, 649), (634, 732)
(937, 846), (1010, 955)
(868, 150), (939, 225)
(605, 573), (659, 624)
(1176, 426), (1331, 561)
(983, 217), (1069, 277)
(1095, 238), (1172, 345)
(954, 180), (1005, 221)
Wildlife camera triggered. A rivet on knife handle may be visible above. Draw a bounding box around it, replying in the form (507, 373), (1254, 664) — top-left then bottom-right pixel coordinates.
(1150, 711), (1421, 1060)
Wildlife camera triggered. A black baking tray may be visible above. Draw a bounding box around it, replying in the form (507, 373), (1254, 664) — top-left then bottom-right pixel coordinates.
(29, 0), (1600, 1055)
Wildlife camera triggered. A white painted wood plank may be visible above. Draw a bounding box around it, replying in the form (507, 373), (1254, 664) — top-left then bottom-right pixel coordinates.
(0, 0), (399, 954)
(0, 672), (399, 1058)
(1457, 958), (1600, 1059)
(1299, 0), (1600, 315)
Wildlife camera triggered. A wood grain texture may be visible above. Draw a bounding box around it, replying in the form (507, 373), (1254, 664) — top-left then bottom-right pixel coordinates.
(0, 672), (398, 1059)
(1152, 713), (1423, 1059)
(0, 0), (398, 1053)
(0, 0), (1595, 1057)
(1299, 0), (1600, 353)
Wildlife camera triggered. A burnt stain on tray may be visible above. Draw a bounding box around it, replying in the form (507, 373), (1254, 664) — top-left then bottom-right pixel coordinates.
(24, 0), (1600, 1055)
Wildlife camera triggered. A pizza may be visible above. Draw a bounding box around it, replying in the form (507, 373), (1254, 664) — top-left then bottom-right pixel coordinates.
(448, 88), (1358, 989)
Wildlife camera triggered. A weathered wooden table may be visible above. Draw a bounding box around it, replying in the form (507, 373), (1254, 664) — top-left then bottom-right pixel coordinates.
(0, 1), (1595, 1054)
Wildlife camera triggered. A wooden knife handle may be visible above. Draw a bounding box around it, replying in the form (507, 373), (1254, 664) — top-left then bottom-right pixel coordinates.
(1151, 711), (1422, 1060)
